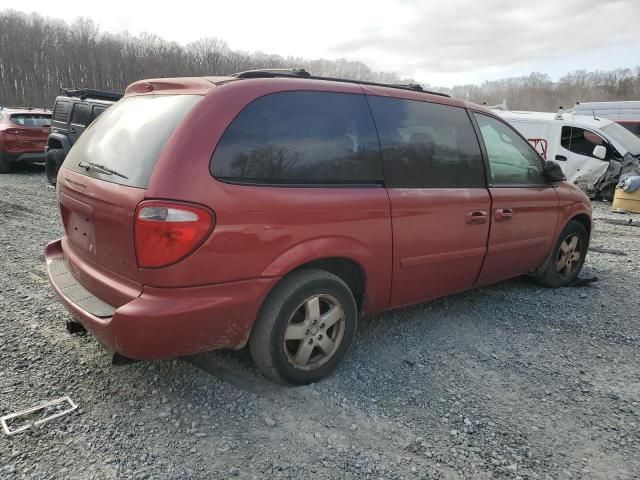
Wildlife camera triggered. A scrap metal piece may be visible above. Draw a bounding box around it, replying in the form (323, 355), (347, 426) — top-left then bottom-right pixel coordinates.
(602, 218), (637, 227)
(1, 396), (78, 436)
(589, 246), (628, 256)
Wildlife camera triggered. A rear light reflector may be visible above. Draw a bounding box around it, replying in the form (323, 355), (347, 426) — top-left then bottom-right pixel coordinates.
(134, 200), (214, 268)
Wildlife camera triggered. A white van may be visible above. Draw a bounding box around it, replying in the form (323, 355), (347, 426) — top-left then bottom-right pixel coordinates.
(572, 101), (640, 136)
(496, 110), (640, 196)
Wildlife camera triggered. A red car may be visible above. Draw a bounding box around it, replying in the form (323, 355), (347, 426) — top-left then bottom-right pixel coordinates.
(45, 70), (591, 384)
(0, 107), (51, 173)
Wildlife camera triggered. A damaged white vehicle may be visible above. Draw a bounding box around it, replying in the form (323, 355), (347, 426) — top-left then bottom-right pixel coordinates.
(497, 110), (640, 198)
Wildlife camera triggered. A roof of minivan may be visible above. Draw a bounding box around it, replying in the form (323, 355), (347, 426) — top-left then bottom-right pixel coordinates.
(497, 110), (615, 130)
(124, 75), (488, 112)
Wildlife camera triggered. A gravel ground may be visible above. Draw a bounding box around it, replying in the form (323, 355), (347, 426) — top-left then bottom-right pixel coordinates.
(1, 164), (639, 480)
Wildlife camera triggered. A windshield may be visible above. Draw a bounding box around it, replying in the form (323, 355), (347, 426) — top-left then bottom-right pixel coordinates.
(64, 95), (201, 188)
(602, 122), (640, 156)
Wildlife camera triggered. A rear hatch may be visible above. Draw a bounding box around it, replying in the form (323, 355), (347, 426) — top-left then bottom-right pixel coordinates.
(6, 113), (51, 151)
(58, 94), (202, 291)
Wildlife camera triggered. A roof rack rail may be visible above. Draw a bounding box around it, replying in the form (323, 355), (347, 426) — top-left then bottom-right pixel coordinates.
(231, 69), (450, 97)
(234, 68), (312, 79)
(59, 87), (122, 102)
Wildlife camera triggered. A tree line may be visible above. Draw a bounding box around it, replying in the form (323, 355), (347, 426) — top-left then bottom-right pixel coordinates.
(442, 70), (640, 112)
(1, 9), (639, 111)
(0, 10), (409, 108)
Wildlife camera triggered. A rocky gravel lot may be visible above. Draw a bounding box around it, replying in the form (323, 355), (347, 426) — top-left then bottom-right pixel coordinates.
(1, 164), (639, 480)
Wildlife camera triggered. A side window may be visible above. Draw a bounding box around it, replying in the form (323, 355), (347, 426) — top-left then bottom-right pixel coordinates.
(212, 91), (382, 184)
(368, 96), (485, 188)
(71, 103), (90, 126)
(561, 126), (608, 159)
(53, 101), (71, 122)
(91, 106), (107, 122)
(620, 122), (640, 136)
(474, 113), (544, 186)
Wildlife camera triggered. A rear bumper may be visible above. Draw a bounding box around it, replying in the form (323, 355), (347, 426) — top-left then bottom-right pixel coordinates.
(4, 151), (47, 163)
(45, 239), (278, 360)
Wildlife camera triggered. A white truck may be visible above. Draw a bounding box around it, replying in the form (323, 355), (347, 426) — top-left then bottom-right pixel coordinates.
(496, 109), (640, 198)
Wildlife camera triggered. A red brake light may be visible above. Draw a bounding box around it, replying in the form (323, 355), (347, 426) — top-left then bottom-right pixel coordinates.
(4, 128), (21, 135)
(129, 82), (154, 94)
(134, 201), (214, 268)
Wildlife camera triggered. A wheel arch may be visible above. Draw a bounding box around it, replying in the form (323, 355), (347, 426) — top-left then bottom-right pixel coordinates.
(570, 213), (591, 235)
(533, 211), (592, 278)
(47, 134), (70, 152)
(289, 257), (367, 312)
(260, 237), (376, 314)
(47, 138), (63, 150)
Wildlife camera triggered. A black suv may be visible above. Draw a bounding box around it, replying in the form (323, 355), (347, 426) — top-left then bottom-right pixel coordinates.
(45, 88), (122, 185)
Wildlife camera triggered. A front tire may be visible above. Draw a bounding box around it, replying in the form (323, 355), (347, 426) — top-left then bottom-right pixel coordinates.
(250, 269), (357, 385)
(533, 220), (588, 287)
(45, 149), (65, 186)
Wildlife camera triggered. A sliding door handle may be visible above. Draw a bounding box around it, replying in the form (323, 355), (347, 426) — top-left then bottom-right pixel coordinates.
(495, 208), (513, 221)
(466, 210), (488, 224)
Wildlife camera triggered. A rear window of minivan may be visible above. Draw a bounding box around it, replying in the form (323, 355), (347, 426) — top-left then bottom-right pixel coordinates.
(64, 95), (201, 188)
(211, 91), (383, 185)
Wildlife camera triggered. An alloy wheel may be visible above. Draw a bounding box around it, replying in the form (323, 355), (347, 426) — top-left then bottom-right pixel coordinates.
(556, 234), (582, 278)
(283, 294), (345, 371)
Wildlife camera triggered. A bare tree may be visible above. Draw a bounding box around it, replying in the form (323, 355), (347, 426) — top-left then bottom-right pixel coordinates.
(0, 10), (414, 108)
(1, 9), (638, 111)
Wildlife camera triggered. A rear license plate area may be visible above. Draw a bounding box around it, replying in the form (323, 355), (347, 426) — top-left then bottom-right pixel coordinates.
(61, 203), (96, 254)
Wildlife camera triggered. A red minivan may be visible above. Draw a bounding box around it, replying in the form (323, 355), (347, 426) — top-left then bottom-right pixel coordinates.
(45, 70), (591, 384)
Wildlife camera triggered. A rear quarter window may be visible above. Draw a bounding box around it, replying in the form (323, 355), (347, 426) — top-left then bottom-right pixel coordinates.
(211, 91), (383, 185)
(64, 95), (201, 188)
(53, 101), (71, 122)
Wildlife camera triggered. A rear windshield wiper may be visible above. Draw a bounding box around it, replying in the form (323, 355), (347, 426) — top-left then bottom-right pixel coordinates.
(78, 161), (129, 180)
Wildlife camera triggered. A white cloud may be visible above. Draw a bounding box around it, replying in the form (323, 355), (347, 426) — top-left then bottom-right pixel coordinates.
(9, 0), (640, 86)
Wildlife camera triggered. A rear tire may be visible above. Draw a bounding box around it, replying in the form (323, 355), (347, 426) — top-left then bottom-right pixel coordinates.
(0, 151), (12, 173)
(533, 220), (588, 287)
(45, 149), (65, 186)
(250, 269), (357, 385)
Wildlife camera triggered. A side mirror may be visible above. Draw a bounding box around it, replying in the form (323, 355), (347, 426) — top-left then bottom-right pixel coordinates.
(593, 145), (607, 160)
(527, 165), (541, 180)
(542, 160), (565, 182)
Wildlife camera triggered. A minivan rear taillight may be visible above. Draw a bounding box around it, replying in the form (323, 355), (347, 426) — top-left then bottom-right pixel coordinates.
(134, 201), (214, 268)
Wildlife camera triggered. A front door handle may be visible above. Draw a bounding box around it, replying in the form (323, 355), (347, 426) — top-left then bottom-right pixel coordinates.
(495, 208), (513, 221)
(555, 155), (567, 161)
(466, 210), (488, 224)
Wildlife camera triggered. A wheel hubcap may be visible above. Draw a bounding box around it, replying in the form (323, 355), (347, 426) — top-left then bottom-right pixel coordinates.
(556, 234), (582, 278)
(283, 294), (345, 371)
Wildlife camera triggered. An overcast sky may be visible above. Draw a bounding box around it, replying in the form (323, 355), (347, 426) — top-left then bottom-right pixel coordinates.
(12, 0), (640, 87)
